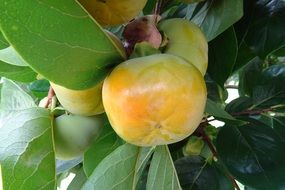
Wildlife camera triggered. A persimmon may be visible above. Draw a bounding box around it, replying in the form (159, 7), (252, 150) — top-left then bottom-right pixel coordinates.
(53, 114), (104, 160)
(51, 82), (104, 116)
(159, 18), (208, 75)
(102, 54), (207, 146)
(79, 0), (147, 27)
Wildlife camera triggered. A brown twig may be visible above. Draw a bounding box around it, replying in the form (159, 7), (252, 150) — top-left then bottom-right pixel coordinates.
(197, 125), (241, 190)
(44, 86), (55, 108)
(197, 125), (218, 158)
(232, 107), (273, 116)
(154, 0), (164, 15)
(224, 85), (239, 89)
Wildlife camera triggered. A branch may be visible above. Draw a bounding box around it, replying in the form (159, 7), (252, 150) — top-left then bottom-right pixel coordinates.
(224, 85), (238, 89)
(197, 125), (240, 190)
(154, 0), (164, 15)
(44, 86), (55, 109)
(232, 107), (273, 116)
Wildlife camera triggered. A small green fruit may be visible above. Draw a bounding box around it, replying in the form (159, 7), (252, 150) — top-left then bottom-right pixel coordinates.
(183, 136), (204, 156)
(53, 114), (104, 160)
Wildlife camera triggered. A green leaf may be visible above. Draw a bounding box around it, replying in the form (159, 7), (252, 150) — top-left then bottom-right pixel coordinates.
(0, 80), (55, 190)
(82, 144), (154, 190)
(251, 64), (285, 107)
(56, 157), (83, 175)
(208, 27), (238, 86)
(0, 0), (125, 90)
(143, 0), (157, 15)
(233, 42), (257, 72)
(205, 74), (228, 104)
(129, 42), (161, 59)
(174, 0), (243, 41)
(28, 79), (50, 99)
(0, 46), (28, 66)
(238, 58), (263, 97)
(205, 99), (239, 122)
(246, 115), (285, 142)
(0, 31), (9, 49)
(83, 120), (123, 177)
(146, 145), (182, 190)
(0, 79), (36, 110)
(0, 61), (37, 83)
(67, 166), (87, 190)
(0, 108), (55, 190)
(225, 96), (254, 114)
(175, 156), (234, 190)
(216, 123), (285, 189)
(244, 0), (285, 58)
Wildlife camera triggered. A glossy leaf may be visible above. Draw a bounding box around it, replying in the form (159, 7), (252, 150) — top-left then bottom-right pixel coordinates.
(0, 79), (36, 110)
(251, 64), (285, 108)
(67, 167), (87, 190)
(205, 74), (228, 104)
(225, 96), (254, 114)
(0, 0), (125, 90)
(82, 144), (154, 190)
(233, 42), (257, 72)
(56, 157), (83, 175)
(175, 156), (234, 190)
(146, 145), (182, 190)
(0, 46), (28, 66)
(216, 123), (285, 189)
(205, 99), (240, 123)
(143, 0), (157, 15)
(238, 58), (263, 96)
(0, 31), (9, 49)
(0, 79), (55, 190)
(247, 115), (285, 142)
(83, 120), (123, 177)
(208, 27), (238, 87)
(174, 0), (243, 41)
(0, 61), (37, 83)
(28, 79), (50, 99)
(244, 0), (285, 58)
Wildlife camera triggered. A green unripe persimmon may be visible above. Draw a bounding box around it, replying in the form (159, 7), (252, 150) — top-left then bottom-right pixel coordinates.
(53, 114), (104, 160)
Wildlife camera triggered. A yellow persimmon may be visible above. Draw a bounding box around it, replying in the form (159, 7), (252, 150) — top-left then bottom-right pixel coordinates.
(51, 81), (104, 116)
(102, 54), (207, 146)
(159, 18), (208, 75)
(79, 0), (147, 27)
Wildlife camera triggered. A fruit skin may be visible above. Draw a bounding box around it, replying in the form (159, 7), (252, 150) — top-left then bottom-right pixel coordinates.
(79, 0), (147, 27)
(51, 81), (104, 116)
(159, 18), (208, 75)
(102, 54), (207, 146)
(53, 114), (104, 160)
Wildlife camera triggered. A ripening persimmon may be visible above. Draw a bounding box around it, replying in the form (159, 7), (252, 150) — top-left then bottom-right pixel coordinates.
(51, 82), (104, 116)
(159, 18), (208, 75)
(79, 0), (147, 27)
(102, 54), (207, 146)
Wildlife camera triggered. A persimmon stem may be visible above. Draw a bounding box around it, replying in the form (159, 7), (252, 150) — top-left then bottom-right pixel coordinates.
(154, 0), (163, 15)
(44, 86), (55, 109)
